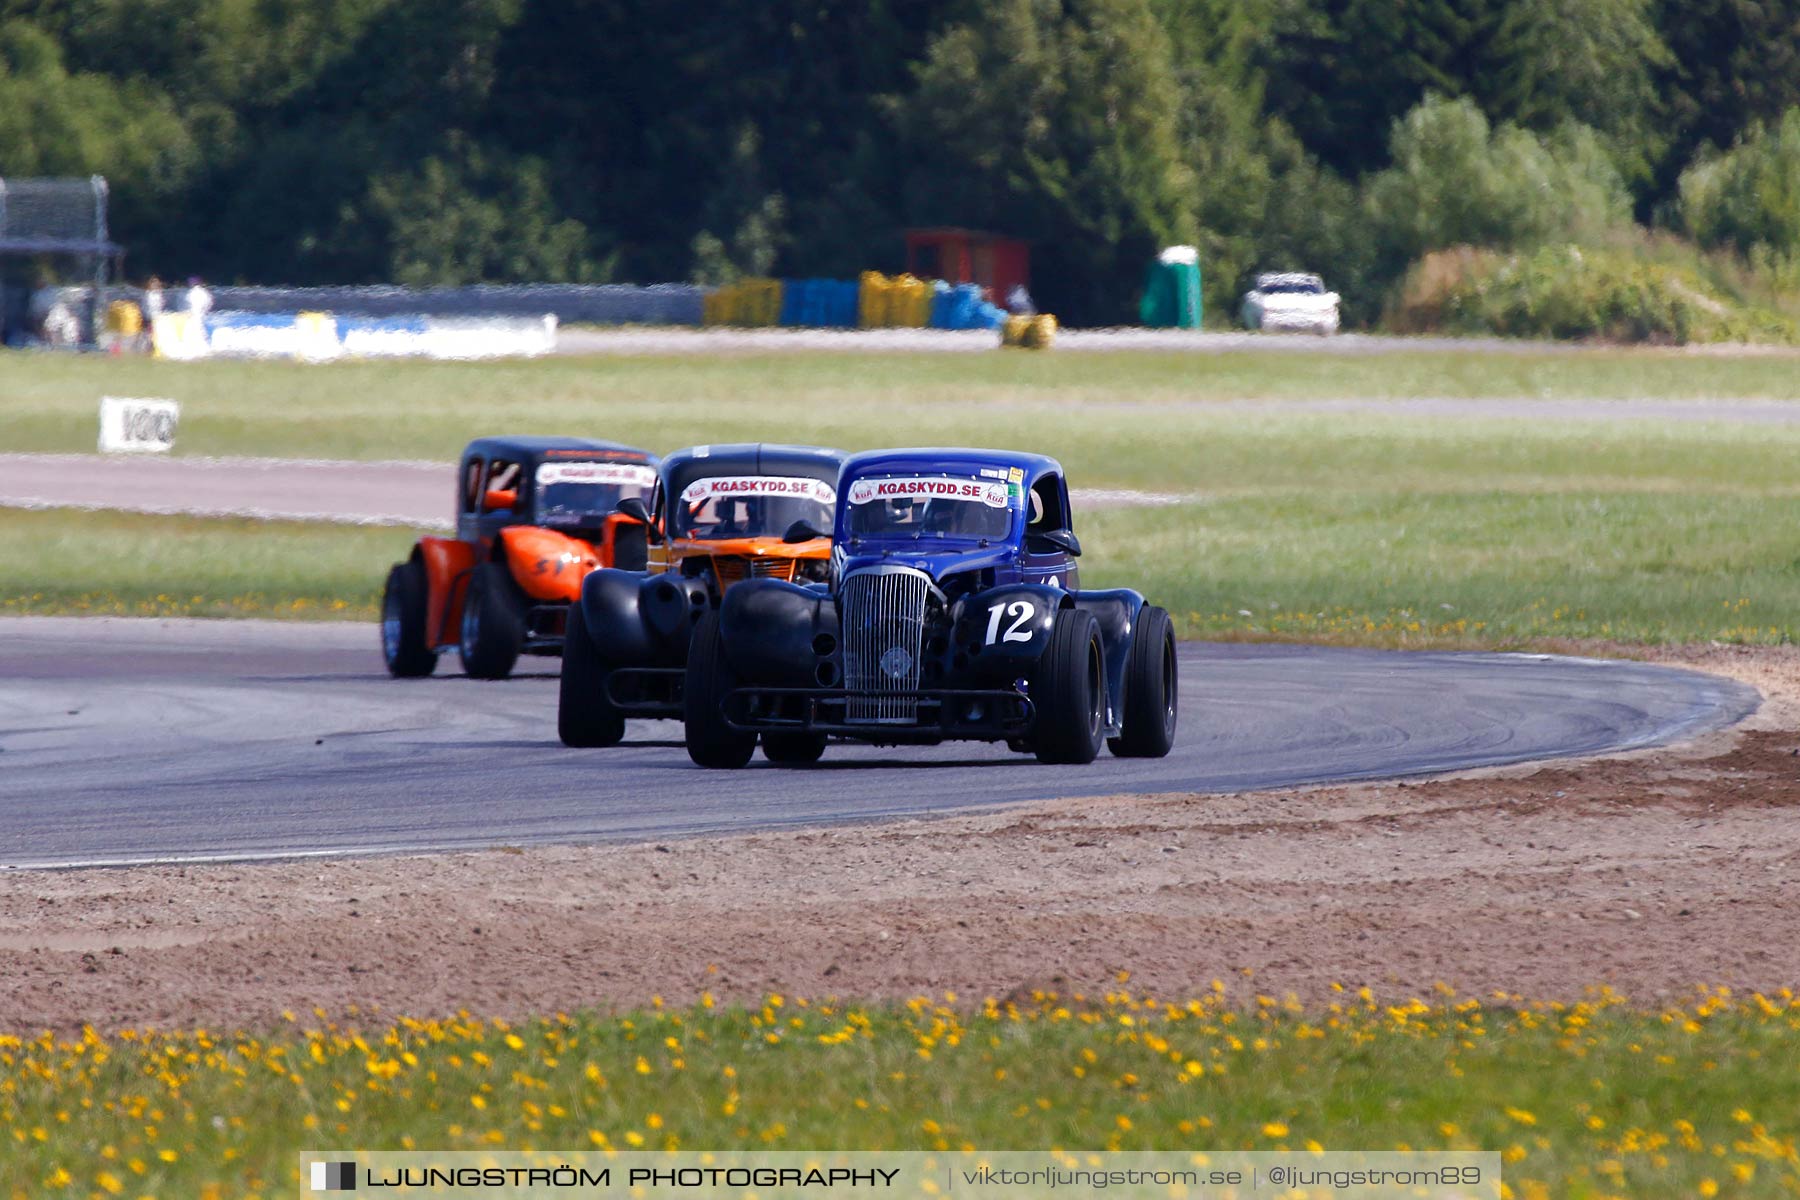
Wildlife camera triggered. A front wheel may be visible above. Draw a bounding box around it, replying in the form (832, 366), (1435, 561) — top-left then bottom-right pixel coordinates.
(683, 610), (756, 768)
(1032, 608), (1105, 764)
(459, 561), (525, 679)
(762, 732), (827, 765)
(1109, 605), (1177, 758)
(381, 559), (437, 677)
(559, 603), (624, 747)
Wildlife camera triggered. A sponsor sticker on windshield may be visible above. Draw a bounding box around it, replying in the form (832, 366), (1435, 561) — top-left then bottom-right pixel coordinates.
(847, 476), (1012, 509)
(678, 476), (837, 505)
(537, 462), (657, 488)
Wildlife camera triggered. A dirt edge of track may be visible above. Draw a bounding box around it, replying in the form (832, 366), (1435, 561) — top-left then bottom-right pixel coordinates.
(2, 641), (1794, 1033)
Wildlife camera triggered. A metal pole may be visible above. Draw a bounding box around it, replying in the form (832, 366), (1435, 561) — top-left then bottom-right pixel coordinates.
(92, 176), (109, 289)
(92, 176), (109, 346)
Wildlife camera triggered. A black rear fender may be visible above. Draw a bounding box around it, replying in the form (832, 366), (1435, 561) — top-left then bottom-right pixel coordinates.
(1072, 588), (1146, 717)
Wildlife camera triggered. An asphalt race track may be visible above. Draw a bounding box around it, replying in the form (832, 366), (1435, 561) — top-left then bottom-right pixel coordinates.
(0, 617), (1759, 869)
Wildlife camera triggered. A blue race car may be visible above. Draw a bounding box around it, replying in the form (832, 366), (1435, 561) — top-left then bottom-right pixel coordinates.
(682, 448), (1178, 767)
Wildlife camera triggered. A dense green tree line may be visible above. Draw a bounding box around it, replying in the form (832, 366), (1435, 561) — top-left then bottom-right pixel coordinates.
(1, 0), (1796, 324)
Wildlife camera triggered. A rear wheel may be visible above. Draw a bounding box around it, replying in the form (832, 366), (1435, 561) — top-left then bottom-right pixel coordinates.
(683, 610), (756, 768)
(558, 603), (625, 747)
(761, 732), (827, 765)
(1109, 604), (1178, 758)
(1032, 608), (1105, 764)
(459, 561), (525, 679)
(381, 559), (437, 678)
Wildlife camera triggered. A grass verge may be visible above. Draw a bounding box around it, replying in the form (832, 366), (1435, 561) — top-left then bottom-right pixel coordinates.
(1085, 492), (1800, 646)
(0, 509), (421, 620)
(3, 990), (1796, 1199)
(7, 353), (1800, 644)
(5, 349), (1800, 469)
(9, 482), (1798, 647)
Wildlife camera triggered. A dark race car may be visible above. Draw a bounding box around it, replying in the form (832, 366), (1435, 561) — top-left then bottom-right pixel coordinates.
(557, 443), (844, 748)
(681, 447), (1178, 768)
(381, 436), (658, 679)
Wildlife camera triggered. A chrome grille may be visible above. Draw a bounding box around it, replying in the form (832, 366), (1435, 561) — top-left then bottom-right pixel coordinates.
(750, 557), (796, 581)
(841, 568), (929, 723)
(711, 556), (748, 589)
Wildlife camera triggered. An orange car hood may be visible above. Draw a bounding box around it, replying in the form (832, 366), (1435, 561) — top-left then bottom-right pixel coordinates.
(670, 535), (831, 560)
(499, 525), (602, 602)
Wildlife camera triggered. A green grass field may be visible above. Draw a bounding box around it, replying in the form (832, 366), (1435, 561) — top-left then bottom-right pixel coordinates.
(4, 345), (1799, 645)
(5, 348), (1800, 469)
(5, 991), (1796, 1199)
(0, 510), (420, 621)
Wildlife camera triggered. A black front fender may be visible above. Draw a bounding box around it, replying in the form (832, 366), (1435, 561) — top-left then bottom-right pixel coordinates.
(953, 584), (1066, 672)
(577, 569), (708, 666)
(720, 579), (838, 685)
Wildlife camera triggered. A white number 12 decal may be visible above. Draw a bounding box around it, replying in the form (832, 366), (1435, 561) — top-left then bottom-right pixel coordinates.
(984, 600), (1036, 645)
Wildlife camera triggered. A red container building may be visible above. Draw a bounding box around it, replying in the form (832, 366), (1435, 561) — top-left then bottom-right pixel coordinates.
(903, 228), (1030, 303)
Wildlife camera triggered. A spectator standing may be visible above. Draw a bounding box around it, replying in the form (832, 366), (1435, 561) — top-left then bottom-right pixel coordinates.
(184, 276), (212, 324)
(139, 276), (164, 352)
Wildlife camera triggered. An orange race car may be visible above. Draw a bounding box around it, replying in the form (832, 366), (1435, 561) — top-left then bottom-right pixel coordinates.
(381, 436), (659, 679)
(558, 443), (843, 748)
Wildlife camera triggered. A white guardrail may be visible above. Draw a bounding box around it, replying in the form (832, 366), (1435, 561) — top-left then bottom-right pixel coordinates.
(150, 311), (558, 361)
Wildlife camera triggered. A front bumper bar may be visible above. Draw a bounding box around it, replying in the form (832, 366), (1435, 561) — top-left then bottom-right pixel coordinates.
(722, 686), (1035, 741)
(603, 666), (685, 718)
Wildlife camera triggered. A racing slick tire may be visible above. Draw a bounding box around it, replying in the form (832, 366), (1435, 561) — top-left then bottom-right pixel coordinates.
(1108, 604), (1178, 758)
(381, 560), (437, 678)
(459, 561), (526, 680)
(761, 732), (827, 765)
(684, 609), (757, 769)
(558, 603), (625, 747)
(1032, 608), (1106, 765)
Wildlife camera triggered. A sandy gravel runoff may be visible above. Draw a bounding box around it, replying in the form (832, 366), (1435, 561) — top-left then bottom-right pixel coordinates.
(2, 645), (1795, 1033)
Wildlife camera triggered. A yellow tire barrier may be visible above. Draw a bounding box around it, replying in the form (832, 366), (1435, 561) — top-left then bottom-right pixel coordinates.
(1000, 313), (1057, 349)
(856, 271), (932, 328)
(702, 277), (784, 327)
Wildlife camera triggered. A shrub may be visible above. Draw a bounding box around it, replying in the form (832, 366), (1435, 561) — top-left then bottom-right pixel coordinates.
(1364, 96), (1632, 270)
(1387, 243), (1797, 344)
(1678, 108), (1800, 259)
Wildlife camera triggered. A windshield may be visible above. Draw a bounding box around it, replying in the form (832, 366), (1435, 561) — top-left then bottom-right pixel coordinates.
(672, 474), (836, 541)
(845, 473), (1016, 541)
(534, 461), (656, 525)
(1260, 275), (1323, 294)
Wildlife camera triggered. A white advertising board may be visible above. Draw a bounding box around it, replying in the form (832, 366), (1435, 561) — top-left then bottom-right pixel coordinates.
(98, 396), (180, 454)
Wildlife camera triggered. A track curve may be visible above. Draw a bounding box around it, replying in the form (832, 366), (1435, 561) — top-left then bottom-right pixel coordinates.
(0, 617), (1758, 869)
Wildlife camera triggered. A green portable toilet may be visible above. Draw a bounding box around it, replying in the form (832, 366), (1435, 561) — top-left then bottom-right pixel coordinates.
(1139, 246), (1202, 328)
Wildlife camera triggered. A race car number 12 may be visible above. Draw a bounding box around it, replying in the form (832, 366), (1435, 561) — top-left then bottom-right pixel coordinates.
(984, 600), (1035, 645)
